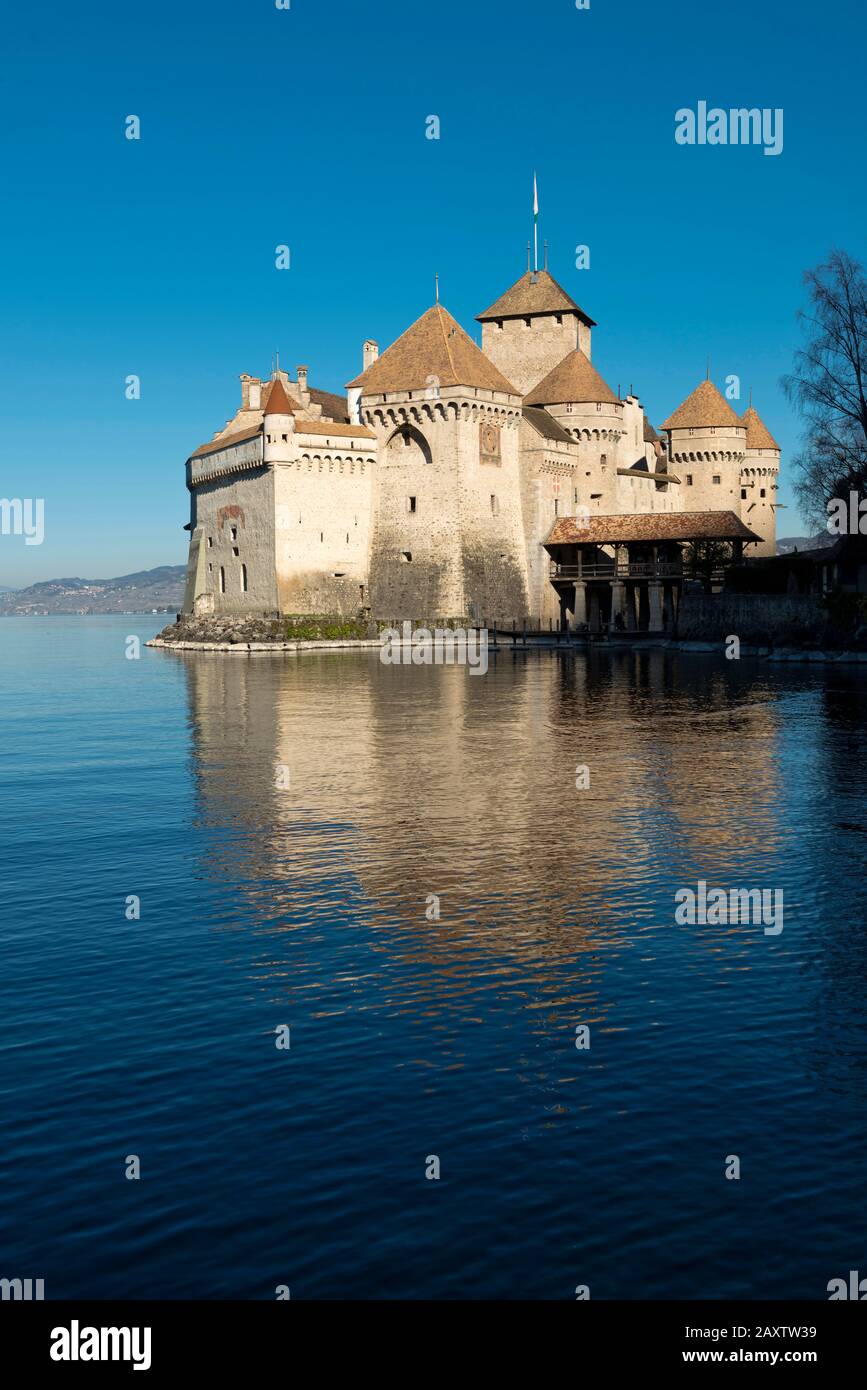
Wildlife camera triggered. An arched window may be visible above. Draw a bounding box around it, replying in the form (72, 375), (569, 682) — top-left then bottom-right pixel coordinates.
(385, 424), (432, 467)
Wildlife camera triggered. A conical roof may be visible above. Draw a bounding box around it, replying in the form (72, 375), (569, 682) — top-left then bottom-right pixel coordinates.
(476, 269), (595, 326)
(262, 378), (295, 415)
(346, 304), (518, 395)
(741, 405), (780, 450)
(524, 348), (619, 406)
(661, 379), (743, 431)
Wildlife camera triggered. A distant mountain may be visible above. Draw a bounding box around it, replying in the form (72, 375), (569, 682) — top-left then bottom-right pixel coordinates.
(0, 565), (186, 615)
(776, 533), (834, 556)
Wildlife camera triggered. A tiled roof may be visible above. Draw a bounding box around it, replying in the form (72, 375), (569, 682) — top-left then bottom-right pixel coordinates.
(661, 379), (743, 431)
(309, 387), (350, 423)
(189, 424), (262, 460)
(293, 419), (376, 439)
(522, 406), (575, 444)
(476, 269), (595, 326)
(262, 378), (295, 415)
(742, 405), (780, 450)
(545, 510), (761, 545)
(643, 415), (660, 443)
(346, 303), (519, 395)
(524, 349), (619, 406)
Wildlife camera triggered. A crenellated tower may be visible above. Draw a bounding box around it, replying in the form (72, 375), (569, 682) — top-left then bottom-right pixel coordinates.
(476, 269), (596, 395)
(740, 404), (781, 557)
(662, 380), (746, 521)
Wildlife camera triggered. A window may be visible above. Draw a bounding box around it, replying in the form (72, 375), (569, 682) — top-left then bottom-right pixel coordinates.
(596, 402), (602, 412)
(320, 532), (324, 542)
(741, 488), (747, 499)
(230, 526), (238, 542)
(490, 495), (499, 515)
(400, 551), (412, 563)
(241, 564), (248, 592)
(407, 496), (417, 514)
(524, 317), (531, 328)
(565, 402), (573, 413)
(712, 475), (721, 485)
(219, 567), (225, 593)
(208, 562), (212, 573)
(232, 546), (239, 557)
(207, 536), (213, 548)
(600, 454), (607, 466)
(554, 497), (559, 516)
(686, 474), (693, 485)
(555, 314), (563, 326)
(689, 428), (695, 437)
(760, 488), (766, 498)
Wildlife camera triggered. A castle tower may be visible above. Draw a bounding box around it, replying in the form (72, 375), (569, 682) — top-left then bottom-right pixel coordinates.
(476, 269), (596, 395)
(524, 349), (624, 513)
(740, 405), (781, 557)
(661, 379), (746, 520)
(262, 377), (295, 463)
(347, 303), (529, 620)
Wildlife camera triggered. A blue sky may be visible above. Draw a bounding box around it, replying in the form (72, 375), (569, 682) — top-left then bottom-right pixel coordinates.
(1, 0), (865, 584)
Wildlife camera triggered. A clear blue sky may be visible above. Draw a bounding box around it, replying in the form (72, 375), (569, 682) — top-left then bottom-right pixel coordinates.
(2, 0), (865, 585)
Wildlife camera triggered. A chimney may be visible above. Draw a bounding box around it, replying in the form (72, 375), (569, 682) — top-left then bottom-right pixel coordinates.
(248, 380), (262, 410)
(240, 373), (252, 408)
(296, 365), (309, 402)
(363, 339), (379, 371)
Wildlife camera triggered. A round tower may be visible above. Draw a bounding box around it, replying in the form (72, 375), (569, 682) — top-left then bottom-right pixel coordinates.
(661, 379), (746, 517)
(740, 404), (781, 557)
(262, 377), (295, 463)
(524, 349), (624, 512)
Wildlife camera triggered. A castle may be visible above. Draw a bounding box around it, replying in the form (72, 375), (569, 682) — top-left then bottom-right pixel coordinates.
(180, 260), (780, 633)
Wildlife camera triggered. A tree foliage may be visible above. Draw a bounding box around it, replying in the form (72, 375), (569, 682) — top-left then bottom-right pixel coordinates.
(783, 250), (867, 529)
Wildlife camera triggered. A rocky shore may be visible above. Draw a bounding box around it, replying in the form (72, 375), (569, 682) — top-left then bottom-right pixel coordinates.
(147, 612), (380, 653)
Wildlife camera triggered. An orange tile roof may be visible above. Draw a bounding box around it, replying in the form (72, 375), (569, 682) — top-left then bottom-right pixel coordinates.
(189, 424), (262, 460)
(476, 269), (595, 325)
(661, 379), (743, 431)
(524, 349), (619, 406)
(293, 419), (376, 439)
(262, 378), (295, 415)
(545, 510), (761, 545)
(741, 405), (780, 450)
(346, 303), (519, 395)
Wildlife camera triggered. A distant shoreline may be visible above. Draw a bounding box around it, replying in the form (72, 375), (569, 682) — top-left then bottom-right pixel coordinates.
(0, 609), (177, 618)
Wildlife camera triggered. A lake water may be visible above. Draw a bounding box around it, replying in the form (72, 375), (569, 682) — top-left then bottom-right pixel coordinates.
(1, 615), (866, 1299)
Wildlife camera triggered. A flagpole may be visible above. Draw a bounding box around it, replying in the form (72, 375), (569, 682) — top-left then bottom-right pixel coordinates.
(533, 172), (538, 273)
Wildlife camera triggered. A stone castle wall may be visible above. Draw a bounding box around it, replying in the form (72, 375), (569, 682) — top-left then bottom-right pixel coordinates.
(189, 468), (277, 614)
(481, 312), (591, 395)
